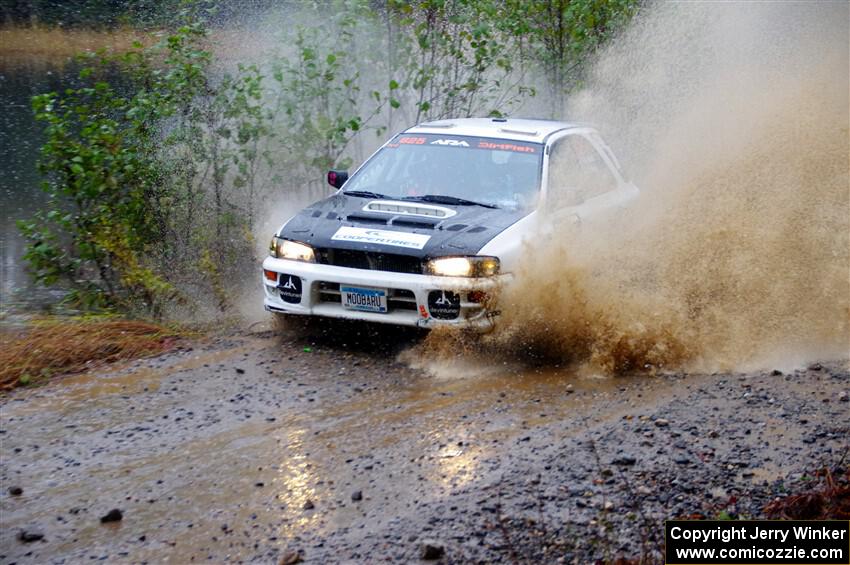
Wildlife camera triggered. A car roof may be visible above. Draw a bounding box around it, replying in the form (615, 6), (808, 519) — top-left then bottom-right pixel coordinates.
(405, 117), (584, 144)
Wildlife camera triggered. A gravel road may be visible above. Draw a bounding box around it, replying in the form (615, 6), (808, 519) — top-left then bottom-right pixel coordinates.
(1, 323), (848, 564)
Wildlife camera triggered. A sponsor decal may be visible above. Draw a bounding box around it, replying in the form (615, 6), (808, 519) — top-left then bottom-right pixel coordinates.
(476, 140), (537, 153)
(398, 136), (427, 145)
(427, 290), (461, 320)
(332, 226), (431, 250)
(277, 274), (302, 304)
(435, 292), (453, 306)
(430, 139), (470, 147)
(419, 304), (429, 319)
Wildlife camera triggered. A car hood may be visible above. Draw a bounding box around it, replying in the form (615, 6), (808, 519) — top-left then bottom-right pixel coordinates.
(277, 193), (529, 257)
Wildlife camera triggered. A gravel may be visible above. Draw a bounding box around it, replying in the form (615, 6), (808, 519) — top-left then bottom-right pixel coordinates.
(1, 328), (847, 563)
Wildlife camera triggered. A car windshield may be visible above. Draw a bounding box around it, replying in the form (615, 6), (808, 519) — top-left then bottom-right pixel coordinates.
(343, 134), (543, 209)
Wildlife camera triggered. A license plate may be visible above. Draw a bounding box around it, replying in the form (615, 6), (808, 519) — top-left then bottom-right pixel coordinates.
(341, 286), (388, 313)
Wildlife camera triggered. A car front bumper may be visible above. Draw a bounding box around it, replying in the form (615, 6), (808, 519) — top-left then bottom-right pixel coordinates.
(262, 256), (505, 329)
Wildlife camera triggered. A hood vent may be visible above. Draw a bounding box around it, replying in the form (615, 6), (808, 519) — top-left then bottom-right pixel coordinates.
(445, 224), (468, 232)
(392, 217), (439, 229)
(364, 200), (456, 219)
(346, 213), (388, 225)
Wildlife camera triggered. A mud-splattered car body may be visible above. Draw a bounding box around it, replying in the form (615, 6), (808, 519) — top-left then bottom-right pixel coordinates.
(262, 118), (637, 329)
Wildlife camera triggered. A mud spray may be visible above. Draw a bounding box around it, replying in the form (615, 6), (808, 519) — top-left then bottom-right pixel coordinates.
(417, 2), (849, 374)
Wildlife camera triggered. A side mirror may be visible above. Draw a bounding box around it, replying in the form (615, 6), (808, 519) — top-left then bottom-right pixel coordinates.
(327, 170), (349, 189)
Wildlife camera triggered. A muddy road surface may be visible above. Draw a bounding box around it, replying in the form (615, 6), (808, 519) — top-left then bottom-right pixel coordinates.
(1, 324), (848, 563)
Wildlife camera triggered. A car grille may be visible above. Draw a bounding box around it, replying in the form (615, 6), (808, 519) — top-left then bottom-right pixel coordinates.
(317, 282), (418, 311)
(316, 248), (423, 275)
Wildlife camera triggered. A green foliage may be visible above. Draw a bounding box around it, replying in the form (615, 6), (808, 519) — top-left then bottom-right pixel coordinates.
(19, 9), (270, 315)
(388, 0), (534, 121)
(271, 25), (363, 178)
(524, 0), (641, 106)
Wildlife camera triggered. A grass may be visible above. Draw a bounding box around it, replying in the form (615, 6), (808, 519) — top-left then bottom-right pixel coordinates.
(0, 25), (153, 65)
(0, 317), (182, 390)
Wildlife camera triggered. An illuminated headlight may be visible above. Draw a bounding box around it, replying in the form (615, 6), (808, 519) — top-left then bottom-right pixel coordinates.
(269, 237), (315, 262)
(425, 256), (500, 277)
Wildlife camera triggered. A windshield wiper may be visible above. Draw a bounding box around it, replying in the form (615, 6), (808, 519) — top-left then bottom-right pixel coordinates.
(342, 190), (390, 199)
(403, 194), (499, 209)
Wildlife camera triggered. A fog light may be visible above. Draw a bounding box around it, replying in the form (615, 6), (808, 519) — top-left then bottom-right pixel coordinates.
(263, 269), (277, 282)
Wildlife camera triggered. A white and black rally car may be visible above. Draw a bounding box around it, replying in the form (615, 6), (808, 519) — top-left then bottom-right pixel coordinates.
(262, 118), (637, 329)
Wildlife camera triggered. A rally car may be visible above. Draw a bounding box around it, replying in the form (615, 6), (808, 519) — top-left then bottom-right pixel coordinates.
(262, 117), (637, 329)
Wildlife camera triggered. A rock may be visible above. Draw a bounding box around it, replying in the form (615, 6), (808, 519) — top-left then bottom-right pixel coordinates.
(8, 486), (23, 496)
(235, 368), (245, 374)
(654, 419), (670, 427)
(351, 490), (362, 502)
(280, 550), (303, 564)
(302, 500), (314, 510)
(17, 530), (44, 543)
(808, 363), (823, 371)
(612, 456), (637, 466)
(770, 369), (783, 376)
(100, 509), (123, 523)
(419, 540), (445, 560)
(839, 391), (848, 402)
(255, 482), (265, 488)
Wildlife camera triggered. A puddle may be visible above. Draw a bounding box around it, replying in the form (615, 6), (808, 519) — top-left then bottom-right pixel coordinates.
(2, 338), (268, 416)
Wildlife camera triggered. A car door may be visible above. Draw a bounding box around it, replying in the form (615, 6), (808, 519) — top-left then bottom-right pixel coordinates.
(544, 131), (637, 225)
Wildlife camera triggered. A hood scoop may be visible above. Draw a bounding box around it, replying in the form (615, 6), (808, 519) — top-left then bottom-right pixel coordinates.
(346, 213), (388, 225)
(364, 200), (457, 219)
(391, 217), (439, 230)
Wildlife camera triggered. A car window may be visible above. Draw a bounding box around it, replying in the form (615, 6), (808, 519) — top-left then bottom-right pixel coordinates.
(547, 134), (619, 207)
(343, 134), (543, 210)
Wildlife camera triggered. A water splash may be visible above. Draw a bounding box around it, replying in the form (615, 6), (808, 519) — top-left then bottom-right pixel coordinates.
(424, 2), (849, 374)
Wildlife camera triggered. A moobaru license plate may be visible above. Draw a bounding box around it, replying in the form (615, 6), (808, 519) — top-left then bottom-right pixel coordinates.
(341, 286), (388, 313)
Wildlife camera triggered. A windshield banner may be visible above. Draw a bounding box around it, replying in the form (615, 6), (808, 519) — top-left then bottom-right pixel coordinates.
(389, 134), (540, 154)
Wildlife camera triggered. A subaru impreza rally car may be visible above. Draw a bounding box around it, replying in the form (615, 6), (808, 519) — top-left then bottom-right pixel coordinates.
(262, 118), (637, 329)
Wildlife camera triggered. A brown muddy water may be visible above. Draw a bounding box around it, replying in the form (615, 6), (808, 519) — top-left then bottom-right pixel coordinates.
(0, 332), (648, 562)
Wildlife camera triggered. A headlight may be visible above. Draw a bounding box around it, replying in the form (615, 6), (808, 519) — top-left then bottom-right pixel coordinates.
(426, 256), (500, 277)
(269, 237), (315, 262)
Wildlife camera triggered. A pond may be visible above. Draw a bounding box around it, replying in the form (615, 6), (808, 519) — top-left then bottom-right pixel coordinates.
(0, 61), (121, 312)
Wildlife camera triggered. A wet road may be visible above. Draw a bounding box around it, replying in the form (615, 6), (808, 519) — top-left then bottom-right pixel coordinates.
(1, 327), (848, 563)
